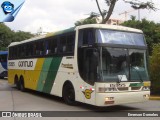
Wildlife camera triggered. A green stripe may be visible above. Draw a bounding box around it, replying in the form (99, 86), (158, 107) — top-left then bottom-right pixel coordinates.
(42, 57), (62, 93)
(129, 83), (143, 87)
(37, 58), (53, 91)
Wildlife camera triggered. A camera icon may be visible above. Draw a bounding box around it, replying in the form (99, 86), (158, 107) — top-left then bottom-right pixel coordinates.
(2, 112), (11, 117)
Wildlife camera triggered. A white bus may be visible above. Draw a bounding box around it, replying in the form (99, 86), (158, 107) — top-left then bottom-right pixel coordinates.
(8, 24), (150, 106)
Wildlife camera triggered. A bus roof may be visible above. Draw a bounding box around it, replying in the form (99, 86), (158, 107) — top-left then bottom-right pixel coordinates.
(76, 24), (143, 33)
(0, 51), (8, 55)
(8, 24), (143, 47)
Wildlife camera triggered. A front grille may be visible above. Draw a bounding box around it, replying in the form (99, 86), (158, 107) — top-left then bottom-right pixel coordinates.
(117, 87), (141, 91)
(117, 87), (128, 91)
(131, 87), (141, 90)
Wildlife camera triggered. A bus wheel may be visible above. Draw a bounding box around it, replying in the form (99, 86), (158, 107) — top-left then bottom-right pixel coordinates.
(63, 84), (76, 105)
(15, 76), (20, 90)
(20, 77), (26, 92)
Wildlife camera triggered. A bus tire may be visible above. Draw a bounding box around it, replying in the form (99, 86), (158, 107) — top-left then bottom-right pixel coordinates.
(15, 76), (20, 90)
(63, 83), (76, 105)
(20, 76), (26, 92)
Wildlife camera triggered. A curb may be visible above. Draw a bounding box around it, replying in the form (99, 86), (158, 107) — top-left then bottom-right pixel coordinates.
(149, 96), (160, 100)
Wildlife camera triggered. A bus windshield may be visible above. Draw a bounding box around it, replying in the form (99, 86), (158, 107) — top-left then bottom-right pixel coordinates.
(78, 28), (149, 84)
(97, 29), (146, 46)
(101, 47), (149, 82)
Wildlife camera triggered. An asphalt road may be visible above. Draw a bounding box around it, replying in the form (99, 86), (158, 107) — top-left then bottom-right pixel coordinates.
(0, 79), (160, 120)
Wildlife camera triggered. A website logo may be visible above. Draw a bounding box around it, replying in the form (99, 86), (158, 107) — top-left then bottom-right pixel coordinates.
(0, 0), (25, 22)
(1, 1), (14, 14)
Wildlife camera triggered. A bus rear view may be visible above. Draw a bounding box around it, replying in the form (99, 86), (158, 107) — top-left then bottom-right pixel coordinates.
(77, 25), (150, 106)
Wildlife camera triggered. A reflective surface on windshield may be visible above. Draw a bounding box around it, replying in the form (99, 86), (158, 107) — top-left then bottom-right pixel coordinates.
(101, 47), (149, 82)
(97, 29), (146, 46)
(129, 49), (149, 81)
(101, 48), (128, 82)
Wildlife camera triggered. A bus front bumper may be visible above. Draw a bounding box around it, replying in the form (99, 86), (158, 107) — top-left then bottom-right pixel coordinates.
(95, 91), (150, 106)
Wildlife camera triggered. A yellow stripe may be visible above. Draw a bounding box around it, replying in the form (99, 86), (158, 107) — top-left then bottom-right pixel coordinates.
(24, 58), (45, 90)
(143, 82), (151, 87)
(32, 58), (45, 90)
(8, 58), (45, 90)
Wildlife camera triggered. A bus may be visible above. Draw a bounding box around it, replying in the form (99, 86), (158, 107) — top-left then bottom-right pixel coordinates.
(8, 24), (150, 106)
(0, 51), (8, 79)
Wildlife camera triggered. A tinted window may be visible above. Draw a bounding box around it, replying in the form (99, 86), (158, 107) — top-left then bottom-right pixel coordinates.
(78, 29), (95, 47)
(97, 29), (146, 46)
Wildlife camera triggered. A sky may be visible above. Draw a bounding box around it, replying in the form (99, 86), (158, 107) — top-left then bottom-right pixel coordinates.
(5, 0), (160, 34)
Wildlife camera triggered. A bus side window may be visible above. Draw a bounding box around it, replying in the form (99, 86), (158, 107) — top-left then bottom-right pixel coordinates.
(55, 47), (57, 53)
(41, 41), (45, 55)
(34, 41), (44, 56)
(21, 45), (26, 57)
(78, 29), (95, 46)
(50, 38), (57, 54)
(27, 43), (33, 57)
(35, 42), (39, 55)
(17, 46), (21, 58)
(59, 36), (66, 53)
(14, 46), (18, 58)
(45, 40), (49, 55)
(9, 48), (12, 59)
(66, 34), (75, 53)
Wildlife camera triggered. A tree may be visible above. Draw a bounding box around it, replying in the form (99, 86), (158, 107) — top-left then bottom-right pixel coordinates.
(75, 17), (97, 26)
(150, 43), (160, 95)
(121, 17), (160, 55)
(75, 0), (156, 25)
(0, 23), (34, 50)
(12, 31), (34, 42)
(95, 0), (156, 24)
(95, 0), (117, 24)
(0, 23), (13, 50)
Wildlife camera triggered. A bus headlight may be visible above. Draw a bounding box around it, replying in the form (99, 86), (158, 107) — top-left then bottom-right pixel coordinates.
(142, 86), (150, 91)
(105, 97), (114, 101)
(105, 97), (115, 104)
(98, 87), (117, 92)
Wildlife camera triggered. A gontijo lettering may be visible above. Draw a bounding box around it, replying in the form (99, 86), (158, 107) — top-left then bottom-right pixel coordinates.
(18, 61), (33, 67)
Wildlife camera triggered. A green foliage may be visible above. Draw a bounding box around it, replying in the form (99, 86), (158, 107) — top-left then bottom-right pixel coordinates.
(0, 23), (34, 50)
(0, 23), (13, 50)
(75, 18), (97, 26)
(122, 18), (160, 55)
(150, 43), (160, 94)
(12, 31), (34, 42)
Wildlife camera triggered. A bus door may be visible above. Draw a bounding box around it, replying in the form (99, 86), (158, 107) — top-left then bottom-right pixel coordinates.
(82, 48), (99, 105)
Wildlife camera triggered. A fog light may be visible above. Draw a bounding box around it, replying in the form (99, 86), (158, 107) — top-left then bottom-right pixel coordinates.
(105, 97), (114, 101)
(105, 97), (114, 104)
(143, 94), (150, 99)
